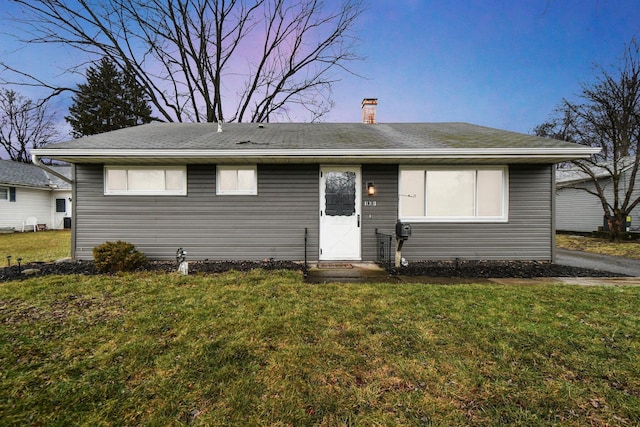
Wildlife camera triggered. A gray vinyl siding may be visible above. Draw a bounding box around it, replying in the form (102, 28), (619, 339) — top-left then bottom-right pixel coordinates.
(556, 168), (640, 233)
(361, 165), (399, 261)
(74, 164), (318, 261)
(556, 185), (604, 232)
(74, 163), (554, 262)
(398, 165), (554, 261)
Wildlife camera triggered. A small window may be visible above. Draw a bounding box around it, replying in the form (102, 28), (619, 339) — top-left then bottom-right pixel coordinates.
(399, 166), (508, 222)
(56, 198), (66, 213)
(0, 187), (15, 202)
(105, 166), (187, 195)
(216, 166), (257, 195)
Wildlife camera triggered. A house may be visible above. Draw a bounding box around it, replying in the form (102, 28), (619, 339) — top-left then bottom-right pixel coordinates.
(556, 160), (640, 233)
(31, 101), (597, 262)
(0, 160), (72, 231)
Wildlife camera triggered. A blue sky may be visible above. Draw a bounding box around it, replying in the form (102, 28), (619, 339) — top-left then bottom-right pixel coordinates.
(1, 0), (639, 135)
(325, 0), (640, 132)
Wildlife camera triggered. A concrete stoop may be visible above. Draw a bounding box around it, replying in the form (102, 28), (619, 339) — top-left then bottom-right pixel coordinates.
(305, 262), (392, 283)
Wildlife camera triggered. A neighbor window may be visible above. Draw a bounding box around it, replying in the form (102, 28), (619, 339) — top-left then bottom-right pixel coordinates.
(104, 166), (186, 195)
(216, 166), (257, 195)
(399, 167), (508, 221)
(0, 187), (15, 202)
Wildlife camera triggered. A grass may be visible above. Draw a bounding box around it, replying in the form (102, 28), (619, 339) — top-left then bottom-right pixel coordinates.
(556, 234), (640, 260)
(1, 270), (639, 426)
(0, 230), (71, 265)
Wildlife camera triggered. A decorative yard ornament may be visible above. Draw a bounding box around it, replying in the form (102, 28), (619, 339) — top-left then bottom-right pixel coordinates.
(176, 247), (188, 275)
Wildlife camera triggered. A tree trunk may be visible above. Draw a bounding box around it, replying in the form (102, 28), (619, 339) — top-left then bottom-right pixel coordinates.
(608, 211), (627, 242)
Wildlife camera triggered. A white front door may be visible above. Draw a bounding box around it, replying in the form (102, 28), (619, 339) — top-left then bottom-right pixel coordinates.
(319, 166), (361, 260)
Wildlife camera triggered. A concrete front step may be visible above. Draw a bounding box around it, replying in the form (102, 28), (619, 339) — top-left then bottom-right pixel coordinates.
(306, 262), (391, 283)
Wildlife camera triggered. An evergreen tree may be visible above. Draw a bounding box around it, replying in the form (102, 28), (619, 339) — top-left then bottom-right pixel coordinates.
(66, 58), (153, 137)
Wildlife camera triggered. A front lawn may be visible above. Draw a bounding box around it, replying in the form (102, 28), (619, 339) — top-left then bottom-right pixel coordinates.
(1, 270), (639, 426)
(0, 230), (71, 264)
(556, 234), (640, 260)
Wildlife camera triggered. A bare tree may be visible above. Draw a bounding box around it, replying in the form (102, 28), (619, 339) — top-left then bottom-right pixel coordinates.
(535, 39), (640, 241)
(0, 89), (58, 163)
(2, 0), (364, 123)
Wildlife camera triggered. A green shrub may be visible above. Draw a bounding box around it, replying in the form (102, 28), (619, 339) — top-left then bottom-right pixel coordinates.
(93, 240), (147, 273)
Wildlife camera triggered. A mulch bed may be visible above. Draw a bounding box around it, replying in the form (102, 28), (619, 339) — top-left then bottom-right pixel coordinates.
(0, 260), (305, 283)
(0, 258), (627, 282)
(389, 259), (627, 278)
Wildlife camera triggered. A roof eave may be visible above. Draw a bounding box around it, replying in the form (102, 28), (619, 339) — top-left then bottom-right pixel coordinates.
(31, 147), (600, 165)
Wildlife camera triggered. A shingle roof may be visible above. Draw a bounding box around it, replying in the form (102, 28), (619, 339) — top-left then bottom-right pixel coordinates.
(0, 160), (72, 189)
(47, 122), (582, 151)
(33, 122), (599, 165)
(556, 157), (635, 185)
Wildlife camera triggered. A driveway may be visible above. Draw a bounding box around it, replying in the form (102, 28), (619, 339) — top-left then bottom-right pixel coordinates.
(556, 248), (640, 276)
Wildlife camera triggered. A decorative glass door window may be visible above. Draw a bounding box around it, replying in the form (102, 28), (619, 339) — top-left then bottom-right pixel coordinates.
(324, 171), (356, 216)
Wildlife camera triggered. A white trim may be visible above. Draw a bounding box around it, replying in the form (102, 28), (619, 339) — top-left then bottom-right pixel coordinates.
(32, 147), (601, 157)
(216, 165), (258, 195)
(104, 166), (187, 196)
(31, 147), (601, 165)
(398, 166), (509, 223)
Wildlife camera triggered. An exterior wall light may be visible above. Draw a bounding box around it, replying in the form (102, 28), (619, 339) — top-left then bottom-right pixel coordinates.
(367, 182), (376, 196)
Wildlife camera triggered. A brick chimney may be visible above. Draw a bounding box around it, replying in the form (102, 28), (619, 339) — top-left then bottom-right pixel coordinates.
(361, 98), (377, 124)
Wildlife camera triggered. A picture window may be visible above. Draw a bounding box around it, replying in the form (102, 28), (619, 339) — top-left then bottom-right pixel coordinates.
(399, 167), (508, 222)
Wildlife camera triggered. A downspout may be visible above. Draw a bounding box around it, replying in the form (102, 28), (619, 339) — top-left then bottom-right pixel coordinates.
(31, 154), (73, 184)
(32, 153), (76, 259)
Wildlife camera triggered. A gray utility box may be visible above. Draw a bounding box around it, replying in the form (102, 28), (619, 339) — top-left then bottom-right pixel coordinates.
(602, 215), (632, 231)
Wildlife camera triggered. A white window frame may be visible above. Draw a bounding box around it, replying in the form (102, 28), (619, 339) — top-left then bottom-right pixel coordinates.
(104, 166), (187, 195)
(398, 166), (509, 223)
(216, 165), (258, 195)
(0, 187), (8, 201)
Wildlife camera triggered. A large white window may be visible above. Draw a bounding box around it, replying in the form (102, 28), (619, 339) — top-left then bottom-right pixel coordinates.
(0, 187), (8, 200)
(104, 166), (186, 195)
(399, 167), (508, 222)
(216, 166), (257, 195)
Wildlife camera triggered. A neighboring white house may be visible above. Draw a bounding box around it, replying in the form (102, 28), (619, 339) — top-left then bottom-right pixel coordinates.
(556, 160), (640, 233)
(0, 160), (72, 231)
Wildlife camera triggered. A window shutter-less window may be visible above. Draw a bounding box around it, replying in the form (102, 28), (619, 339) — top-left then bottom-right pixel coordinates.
(56, 198), (66, 212)
(9, 187), (16, 202)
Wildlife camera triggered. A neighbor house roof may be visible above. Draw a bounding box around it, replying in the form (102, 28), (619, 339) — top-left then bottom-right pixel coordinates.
(32, 122), (599, 165)
(556, 157), (636, 186)
(0, 160), (71, 190)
